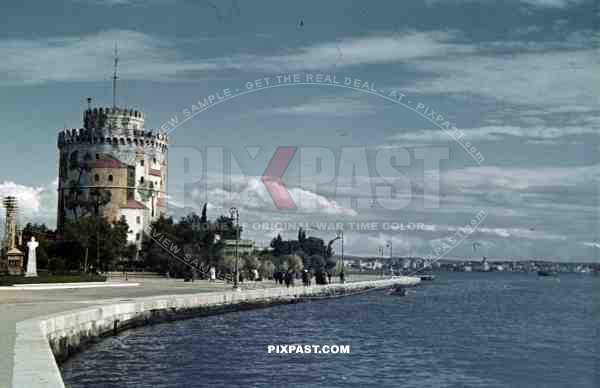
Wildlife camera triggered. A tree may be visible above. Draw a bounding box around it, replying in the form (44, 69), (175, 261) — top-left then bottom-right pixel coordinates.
(326, 238), (336, 259)
(244, 256), (260, 272)
(141, 215), (178, 274)
(215, 215), (242, 240)
(286, 254), (303, 272)
(259, 260), (275, 279)
(310, 255), (326, 272)
(223, 255), (237, 272)
(62, 215), (129, 272)
(64, 217), (96, 271)
(298, 227), (306, 245)
(89, 188), (112, 216)
(65, 152), (93, 219)
(99, 216), (129, 270)
(270, 234), (284, 257)
(123, 243), (139, 268)
(200, 203), (207, 224)
(141, 211), (226, 278)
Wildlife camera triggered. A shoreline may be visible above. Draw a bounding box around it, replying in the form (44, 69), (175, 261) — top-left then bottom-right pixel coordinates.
(11, 277), (419, 388)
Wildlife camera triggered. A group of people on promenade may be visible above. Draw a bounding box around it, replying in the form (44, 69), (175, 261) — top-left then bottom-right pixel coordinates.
(191, 266), (346, 287)
(272, 270), (345, 287)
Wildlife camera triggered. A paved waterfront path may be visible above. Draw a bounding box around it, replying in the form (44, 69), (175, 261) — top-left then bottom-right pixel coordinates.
(0, 278), (235, 388)
(0, 274), (409, 388)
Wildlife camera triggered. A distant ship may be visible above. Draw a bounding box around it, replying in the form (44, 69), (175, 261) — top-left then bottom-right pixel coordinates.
(420, 274), (435, 281)
(537, 270), (558, 277)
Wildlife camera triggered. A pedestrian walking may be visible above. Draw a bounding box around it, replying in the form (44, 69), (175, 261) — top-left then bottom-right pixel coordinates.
(302, 270), (309, 287)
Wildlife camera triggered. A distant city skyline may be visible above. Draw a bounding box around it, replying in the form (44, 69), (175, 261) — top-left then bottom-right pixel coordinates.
(0, 0), (598, 261)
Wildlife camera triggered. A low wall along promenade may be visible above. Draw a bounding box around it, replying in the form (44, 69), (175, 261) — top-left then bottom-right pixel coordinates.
(11, 277), (420, 388)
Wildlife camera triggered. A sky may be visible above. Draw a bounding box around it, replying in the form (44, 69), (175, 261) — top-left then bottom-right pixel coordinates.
(0, 0), (598, 261)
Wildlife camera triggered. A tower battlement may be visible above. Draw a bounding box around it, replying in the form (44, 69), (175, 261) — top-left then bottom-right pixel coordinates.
(57, 127), (168, 151)
(83, 106), (145, 131)
(58, 123), (169, 151)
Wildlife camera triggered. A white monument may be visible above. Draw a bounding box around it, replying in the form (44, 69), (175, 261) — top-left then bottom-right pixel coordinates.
(25, 236), (38, 277)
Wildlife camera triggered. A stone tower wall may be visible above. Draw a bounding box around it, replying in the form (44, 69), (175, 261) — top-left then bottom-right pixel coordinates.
(57, 106), (168, 233)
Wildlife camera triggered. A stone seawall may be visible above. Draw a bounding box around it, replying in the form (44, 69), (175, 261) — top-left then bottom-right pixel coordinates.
(12, 277), (419, 388)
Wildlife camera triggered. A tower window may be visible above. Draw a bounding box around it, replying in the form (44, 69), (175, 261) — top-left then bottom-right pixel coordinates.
(140, 177), (144, 184)
(108, 175), (113, 182)
(136, 216), (141, 224)
(149, 182), (154, 189)
(94, 174), (99, 182)
(153, 158), (156, 164)
(136, 233), (140, 241)
(95, 153), (99, 160)
(140, 160), (144, 166)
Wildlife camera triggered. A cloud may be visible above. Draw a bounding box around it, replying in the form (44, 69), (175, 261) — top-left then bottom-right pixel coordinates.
(386, 125), (599, 144)
(582, 242), (600, 249)
(261, 96), (386, 117)
(404, 48), (598, 110)
(432, 165), (598, 192)
(265, 32), (472, 71)
(0, 180), (57, 227)
(424, 0), (585, 8)
(403, 222), (567, 241)
(0, 30), (471, 84)
(3, 27), (596, 115)
(76, 0), (165, 6)
(92, 0), (136, 5)
(520, 0), (583, 7)
(0, 30), (176, 84)
(174, 175), (358, 217)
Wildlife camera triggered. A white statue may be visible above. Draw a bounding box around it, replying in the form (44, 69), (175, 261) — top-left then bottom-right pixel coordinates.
(209, 266), (216, 282)
(25, 236), (38, 277)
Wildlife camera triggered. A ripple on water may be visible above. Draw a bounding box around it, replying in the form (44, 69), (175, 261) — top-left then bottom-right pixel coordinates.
(61, 273), (599, 388)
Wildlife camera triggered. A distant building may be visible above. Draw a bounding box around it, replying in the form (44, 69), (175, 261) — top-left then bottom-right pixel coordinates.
(223, 239), (255, 258)
(358, 260), (383, 270)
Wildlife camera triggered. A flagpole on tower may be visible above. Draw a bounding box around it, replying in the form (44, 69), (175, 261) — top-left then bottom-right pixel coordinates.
(112, 42), (119, 108)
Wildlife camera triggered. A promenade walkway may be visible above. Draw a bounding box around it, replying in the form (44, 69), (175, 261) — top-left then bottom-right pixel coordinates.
(0, 274), (412, 388)
(0, 278), (233, 388)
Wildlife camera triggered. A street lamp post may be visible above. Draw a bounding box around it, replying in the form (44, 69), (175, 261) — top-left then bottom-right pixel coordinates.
(378, 247), (384, 277)
(90, 190), (102, 275)
(229, 207), (239, 289)
(337, 231), (344, 283)
(386, 241), (393, 276)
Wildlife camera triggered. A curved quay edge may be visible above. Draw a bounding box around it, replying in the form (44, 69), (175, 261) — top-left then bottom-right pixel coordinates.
(11, 277), (420, 388)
